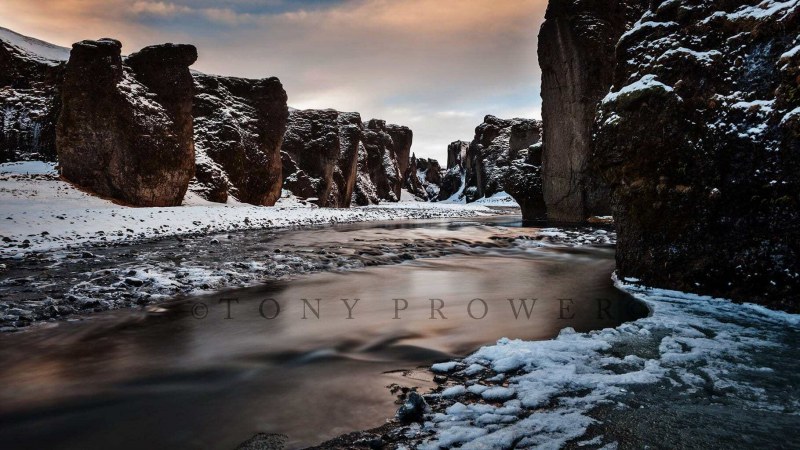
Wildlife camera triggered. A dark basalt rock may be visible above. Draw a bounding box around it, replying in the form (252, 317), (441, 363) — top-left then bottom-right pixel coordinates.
(0, 28), (64, 163)
(450, 115), (544, 218)
(396, 391), (428, 424)
(282, 109), (359, 207)
(192, 74), (288, 205)
(538, 0), (644, 222)
(592, 0), (800, 311)
(404, 154), (442, 201)
(359, 119), (404, 203)
(334, 112), (364, 208)
(387, 124), (413, 176)
(56, 39), (197, 206)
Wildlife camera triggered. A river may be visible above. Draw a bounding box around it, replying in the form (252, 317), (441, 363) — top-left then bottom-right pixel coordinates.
(0, 218), (646, 449)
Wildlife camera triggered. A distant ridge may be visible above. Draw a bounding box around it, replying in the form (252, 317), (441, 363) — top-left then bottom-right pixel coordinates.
(0, 26), (70, 63)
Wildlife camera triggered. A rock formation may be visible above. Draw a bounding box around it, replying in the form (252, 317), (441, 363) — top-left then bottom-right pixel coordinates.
(592, 1), (800, 310)
(404, 154), (442, 201)
(334, 112), (365, 207)
(280, 110), (414, 207)
(356, 119), (406, 204)
(446, 116), (545, 219)
(387, 124), (413, 176)
(282, 109), (361, 207)
(0, 27), (65, 163)
(192, 73), (288, 205)
(438, 141), (469, 201)
(538, 0), (643, 222)
(56, 39), (197, 207)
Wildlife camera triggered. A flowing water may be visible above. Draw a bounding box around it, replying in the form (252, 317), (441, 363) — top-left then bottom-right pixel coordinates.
(0, 218), (645, 449)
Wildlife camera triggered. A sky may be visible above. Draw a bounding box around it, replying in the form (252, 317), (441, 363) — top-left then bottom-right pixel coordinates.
(0, 0), (548, 162)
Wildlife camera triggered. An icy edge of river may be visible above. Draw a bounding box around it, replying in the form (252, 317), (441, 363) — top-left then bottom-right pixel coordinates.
(379, 277), (800, 450)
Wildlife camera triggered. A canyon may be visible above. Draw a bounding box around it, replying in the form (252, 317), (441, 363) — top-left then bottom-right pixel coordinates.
(2, 0), (799, 314)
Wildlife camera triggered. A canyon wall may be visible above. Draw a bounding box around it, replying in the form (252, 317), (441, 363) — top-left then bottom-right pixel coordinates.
(0, 27), (64, 163)
(404, 155), (442, 201)
(57, 40), (197, 207)
(192, 74), (288, 205)
(445, 115), (545, 219)
(592, 0), (799, 310)
(282, 110), (414, 207)
(282, 109), (359, 208)
(538, 0), (643, 222)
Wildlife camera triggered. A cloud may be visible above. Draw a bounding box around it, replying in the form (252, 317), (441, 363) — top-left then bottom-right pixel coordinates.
(0, 0), (548, 162)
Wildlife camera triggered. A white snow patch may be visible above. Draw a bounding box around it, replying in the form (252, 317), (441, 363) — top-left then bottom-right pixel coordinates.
(0, 168), (493, 256)
(0, 26), (70, 64)
(602, 75), (675, 105)
(419, 277), (800, 449)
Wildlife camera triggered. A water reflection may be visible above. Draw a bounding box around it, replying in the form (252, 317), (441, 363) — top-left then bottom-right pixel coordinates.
(0, 221), (643, 450)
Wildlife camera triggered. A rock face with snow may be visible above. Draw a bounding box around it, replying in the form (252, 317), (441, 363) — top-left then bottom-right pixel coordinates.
(538, 0), (643, 222)
(404, 154), (442, 201)
(192, 73), (288, 205)
(387, 124), (413, 176)
(438, 141), (468, 201)
(592, 1), (800, 310)
(355, 119), (407, 204)
(0, 27), (65, 163)
(282, 109), (362, 207)
(56, 39), (197, 207)
(452, 116), (545, 219)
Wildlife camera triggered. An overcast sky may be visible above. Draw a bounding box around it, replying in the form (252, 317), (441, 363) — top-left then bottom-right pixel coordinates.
(1, 0), (547, 162)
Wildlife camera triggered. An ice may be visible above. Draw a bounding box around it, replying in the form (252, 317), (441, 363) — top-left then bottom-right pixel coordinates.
(416, 275), (800, 449)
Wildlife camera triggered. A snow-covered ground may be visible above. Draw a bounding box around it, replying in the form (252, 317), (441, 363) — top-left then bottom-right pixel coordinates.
(411, 278), (800, 449)
(0, 162), (497, 257)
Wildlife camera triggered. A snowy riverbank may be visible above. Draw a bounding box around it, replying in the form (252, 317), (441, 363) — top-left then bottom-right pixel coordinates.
(0, 162), (497, 257)
(351, 278), (800, 449)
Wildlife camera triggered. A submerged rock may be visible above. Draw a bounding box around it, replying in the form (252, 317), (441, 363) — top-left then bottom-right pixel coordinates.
(56, 39), (197, 206)
(396, 391), (428, 424)
(235, 433), (288, 450)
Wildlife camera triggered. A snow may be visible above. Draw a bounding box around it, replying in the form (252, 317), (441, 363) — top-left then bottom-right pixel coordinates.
(0, 165), (494, 256)
(0, 26), (70, 65)
(658, 47), (722, 66)
(781, 107), (800, 126)
(418, 277), (800, 449)
(473, 191), (520, 207)
(620, 20), (679, 42)
(602, 75), (675, 105)
(781, 44), (800, 60)
(726, 0), (799, 22)
(0, 161), (56, 175)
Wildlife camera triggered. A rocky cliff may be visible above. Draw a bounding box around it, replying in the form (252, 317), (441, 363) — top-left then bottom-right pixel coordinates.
(356, 119), (407, 204)
(191, 73), (288, 205)
(538, 0), (643, 222)
(281, 110), (415, 207)
(438, 141), (469, 201)
(282, 109), (357, 207)
(56, 39), (197, 207)
(591, 0), (799, 310)
(404, 154), (442, 201)
(0, 27), (65, 163)
(445, 116), (545, 218)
